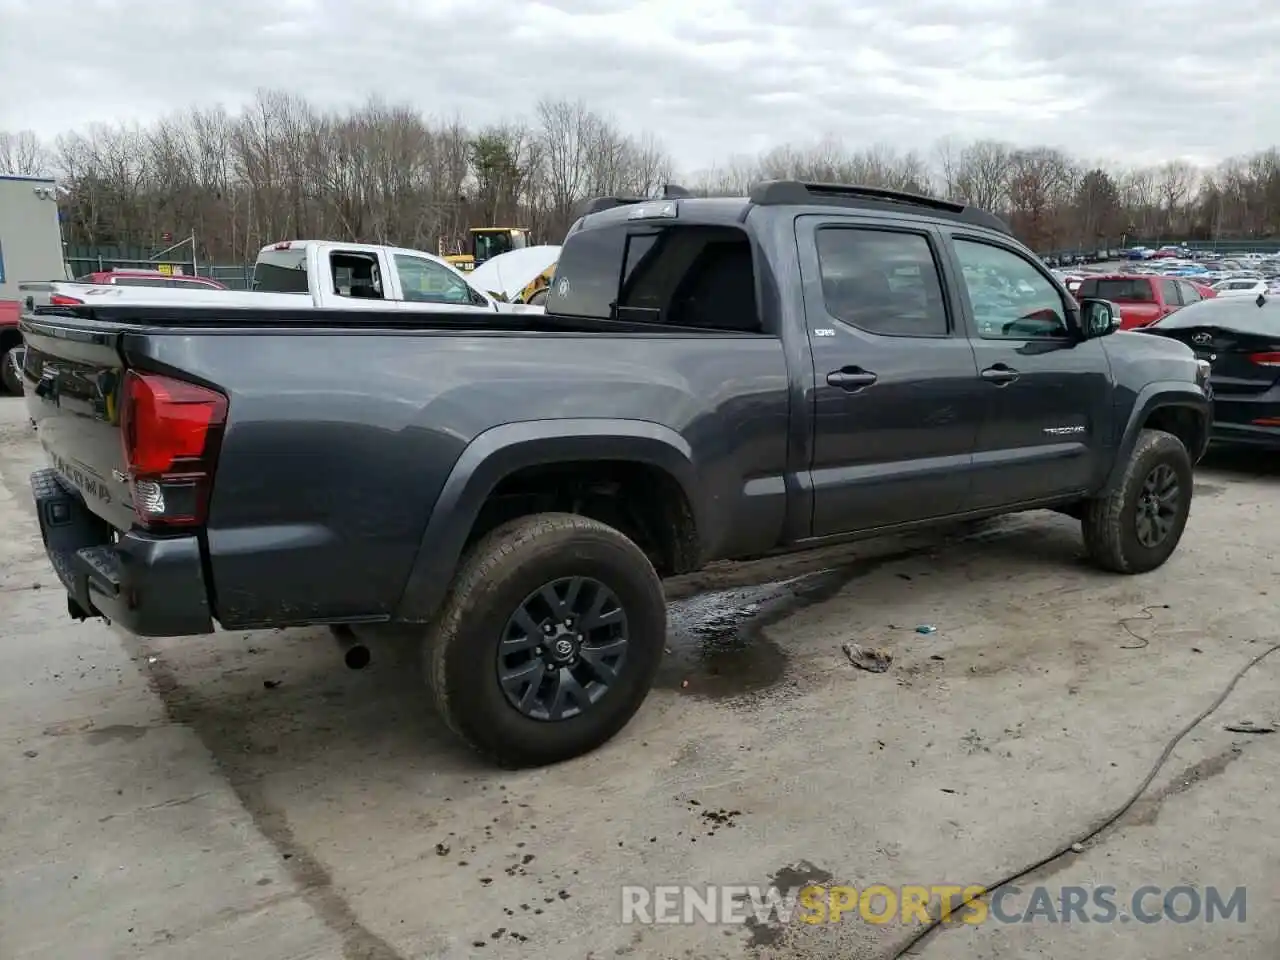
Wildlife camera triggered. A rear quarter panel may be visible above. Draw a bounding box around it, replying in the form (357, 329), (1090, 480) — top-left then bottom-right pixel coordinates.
(125, 328), (791, 627)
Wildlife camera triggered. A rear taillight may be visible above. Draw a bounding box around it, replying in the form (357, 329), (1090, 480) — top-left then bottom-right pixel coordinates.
(1248, 352), (1280, 367)
(119, 370), (227, 530)
(49, 293), (83, 306)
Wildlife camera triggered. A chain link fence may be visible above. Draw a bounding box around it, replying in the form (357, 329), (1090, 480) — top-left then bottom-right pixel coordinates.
(63, 245), (254, 289)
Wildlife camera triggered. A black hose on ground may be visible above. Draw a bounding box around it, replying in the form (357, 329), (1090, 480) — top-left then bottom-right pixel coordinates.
(887, 640), (1280, 958)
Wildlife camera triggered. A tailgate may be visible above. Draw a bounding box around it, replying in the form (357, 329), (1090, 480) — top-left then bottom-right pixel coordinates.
(22, 313), (136, 531)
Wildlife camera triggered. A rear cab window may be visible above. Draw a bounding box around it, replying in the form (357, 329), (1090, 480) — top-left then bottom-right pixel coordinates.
(253, 248), (309, 293)
(1075, 277), (1155, 302)
(546, 222), (762, 332)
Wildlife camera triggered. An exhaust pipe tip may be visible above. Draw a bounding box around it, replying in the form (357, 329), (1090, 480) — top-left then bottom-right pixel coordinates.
(330, 624), (371, 670)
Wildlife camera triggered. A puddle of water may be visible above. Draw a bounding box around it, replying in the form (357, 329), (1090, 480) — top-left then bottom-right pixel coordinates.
(655, 546), (930, 700)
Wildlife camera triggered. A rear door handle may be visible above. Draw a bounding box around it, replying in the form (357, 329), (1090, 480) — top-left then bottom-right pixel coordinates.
(827, 368), (877, 390)
(981, 364), (1019, 385)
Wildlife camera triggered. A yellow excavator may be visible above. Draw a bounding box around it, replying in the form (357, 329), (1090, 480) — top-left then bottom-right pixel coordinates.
(444, 227), (531, 272)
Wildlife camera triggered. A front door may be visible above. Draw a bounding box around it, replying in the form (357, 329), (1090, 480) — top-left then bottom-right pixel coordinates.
(942, 233), (1112, 509)
(390, 253), (494, 313)
(798, 216), (984, 537)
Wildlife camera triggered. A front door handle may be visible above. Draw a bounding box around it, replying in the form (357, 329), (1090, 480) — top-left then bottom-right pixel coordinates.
(981, 364), (1019, 385)
(827, 368), (877, 390)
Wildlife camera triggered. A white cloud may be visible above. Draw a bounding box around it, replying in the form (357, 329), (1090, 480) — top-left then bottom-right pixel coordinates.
(2, 0), (1279, 171)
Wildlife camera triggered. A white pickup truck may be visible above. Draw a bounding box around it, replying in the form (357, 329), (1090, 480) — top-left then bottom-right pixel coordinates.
(21, 240), (545, 316)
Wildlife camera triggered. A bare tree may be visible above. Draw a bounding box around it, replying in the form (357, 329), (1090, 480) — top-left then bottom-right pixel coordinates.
(1157, 160), (1198, 235)
(19, 91), (1280, 268)
(954, 140), (1014, 212)
(0, 130), (50, 176)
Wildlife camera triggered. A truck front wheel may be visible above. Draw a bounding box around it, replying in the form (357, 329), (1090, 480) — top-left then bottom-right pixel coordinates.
(423, 513), (666, 767)
(1081, 428), (1193, 574)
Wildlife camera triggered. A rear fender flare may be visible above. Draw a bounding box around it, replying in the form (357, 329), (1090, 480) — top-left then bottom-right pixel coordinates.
(394, 419), (702, 622)
(1101, 381), (1211, 494)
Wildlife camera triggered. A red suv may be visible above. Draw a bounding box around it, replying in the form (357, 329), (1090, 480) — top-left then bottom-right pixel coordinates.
(1073, 274), (1216, 329)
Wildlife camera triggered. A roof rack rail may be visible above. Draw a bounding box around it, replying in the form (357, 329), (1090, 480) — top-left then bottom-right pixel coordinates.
(582, 183), (692, 215)
(748, 180), (1010, 234)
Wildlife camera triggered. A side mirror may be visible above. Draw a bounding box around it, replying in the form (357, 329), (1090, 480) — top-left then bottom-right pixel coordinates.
(1079, 298), (1120, 338)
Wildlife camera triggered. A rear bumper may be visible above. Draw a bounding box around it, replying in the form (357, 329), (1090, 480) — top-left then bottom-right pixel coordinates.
(1209, 393), (1280, 449)
(31, 468), (214, 637)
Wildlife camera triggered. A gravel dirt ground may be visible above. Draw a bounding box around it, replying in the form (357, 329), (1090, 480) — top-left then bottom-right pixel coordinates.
(1, 395), (1277, 960)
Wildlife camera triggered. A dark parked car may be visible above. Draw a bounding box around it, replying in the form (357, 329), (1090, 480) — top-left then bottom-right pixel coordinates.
(20, 180), (1211, 767)
(1140, 292), (1280, 447)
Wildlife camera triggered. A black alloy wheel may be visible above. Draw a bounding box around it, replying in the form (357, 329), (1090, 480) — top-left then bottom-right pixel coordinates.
(1134, 462), (1180, 548)
(497, 576), (629, 721)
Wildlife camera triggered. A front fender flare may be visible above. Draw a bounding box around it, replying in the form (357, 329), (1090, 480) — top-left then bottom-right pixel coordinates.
(1101, 381), (1211, 494)
(394, 418), (702, 622)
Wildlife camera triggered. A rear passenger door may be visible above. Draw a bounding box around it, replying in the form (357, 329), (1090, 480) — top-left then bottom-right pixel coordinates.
(942, 233), (1112, 508)
(797, 216), (985, 536)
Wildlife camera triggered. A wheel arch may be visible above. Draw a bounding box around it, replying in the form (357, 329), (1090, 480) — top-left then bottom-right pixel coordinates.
(395, 419), (704, 622)
(1101, 382), (1209, 495)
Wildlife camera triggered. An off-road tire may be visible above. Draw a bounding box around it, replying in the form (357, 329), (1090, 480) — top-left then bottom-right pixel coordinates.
(1081, 428), (1192, 574)
(423, 512), (665, 767)
(1, 347), (22, 396)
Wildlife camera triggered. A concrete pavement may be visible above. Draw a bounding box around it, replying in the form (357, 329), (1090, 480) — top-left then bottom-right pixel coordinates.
(1, 396), (1276, 959)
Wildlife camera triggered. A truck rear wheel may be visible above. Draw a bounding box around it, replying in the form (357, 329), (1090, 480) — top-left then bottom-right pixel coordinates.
(1081, 428), (1192, 574)
(423, 512), (666, 767)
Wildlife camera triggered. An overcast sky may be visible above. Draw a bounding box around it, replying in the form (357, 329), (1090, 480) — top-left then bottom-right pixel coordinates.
(2, 0), (1278, 172)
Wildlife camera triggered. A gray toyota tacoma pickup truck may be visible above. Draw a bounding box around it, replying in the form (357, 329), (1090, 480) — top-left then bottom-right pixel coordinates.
(20, 180), (1211, 767)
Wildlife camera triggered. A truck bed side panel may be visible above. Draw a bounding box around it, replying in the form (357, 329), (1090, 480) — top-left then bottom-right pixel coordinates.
(124, 328), (791, 627)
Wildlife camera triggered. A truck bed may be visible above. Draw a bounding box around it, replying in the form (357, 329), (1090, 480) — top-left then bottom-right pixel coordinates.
(20, 304), (790, 633)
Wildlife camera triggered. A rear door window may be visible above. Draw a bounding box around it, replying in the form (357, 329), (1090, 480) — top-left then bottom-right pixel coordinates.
(329, 251), (384, 300)
(1076, 278), (1155, 302)
(815, 228), (950, 337)
(1178, 281), (1201, 303)
(1159, 279), (1182, 306)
